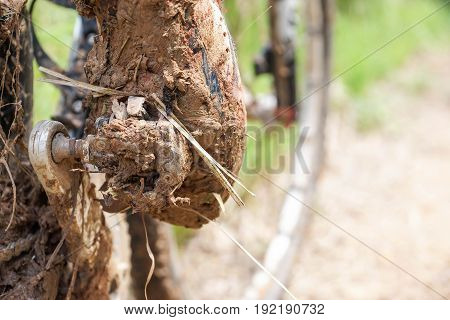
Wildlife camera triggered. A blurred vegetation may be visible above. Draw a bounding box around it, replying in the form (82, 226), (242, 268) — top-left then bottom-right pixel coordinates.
(222, 0), (449, 132)
(31, 1), (76, 122)
(224, 0), (449, 95)
(333, 0), (449, 94)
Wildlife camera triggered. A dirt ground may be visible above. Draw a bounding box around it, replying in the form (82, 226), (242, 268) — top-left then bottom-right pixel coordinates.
(179, 47), (450, 299)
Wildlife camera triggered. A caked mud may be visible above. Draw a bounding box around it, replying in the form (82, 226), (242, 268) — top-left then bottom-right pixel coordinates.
(77, 0), (247, 227)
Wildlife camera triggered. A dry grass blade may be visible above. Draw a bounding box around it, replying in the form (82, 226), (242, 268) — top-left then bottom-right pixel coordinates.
(1, 157), (16, 232)
(153, 102), (254, 197)
(246, 133), (256, 141)
(222, 166), (255, 197)
(194, 211), (298, 300)
(39, 78), (107, 98)
(38, 67), (131, 96)
(213, 193), (226, 214)
(150, 93), (245, 206)
(39, 78), (95, 91)
(141, 213), (155, 300)
(236, 5), (273, 43)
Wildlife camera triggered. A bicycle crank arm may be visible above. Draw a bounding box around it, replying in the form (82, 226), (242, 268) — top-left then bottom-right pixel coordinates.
(29, 120), (83, 194)
(28, 120), (109, 265)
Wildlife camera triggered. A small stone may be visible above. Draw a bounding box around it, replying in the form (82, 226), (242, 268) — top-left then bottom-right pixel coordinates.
(127, 96), (146, 117)
(112, 99), (128, 120)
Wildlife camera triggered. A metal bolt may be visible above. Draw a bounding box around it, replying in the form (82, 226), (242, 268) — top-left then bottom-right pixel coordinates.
(51, 133), (86, 163)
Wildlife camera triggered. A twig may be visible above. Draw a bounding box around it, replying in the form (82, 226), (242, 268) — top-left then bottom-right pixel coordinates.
(0, 129), (35, 179)
(1, 156), (16, 232)
(133, 54), (143, 82)
(114, 35), (130, 64)
(0, 102), (20, 110)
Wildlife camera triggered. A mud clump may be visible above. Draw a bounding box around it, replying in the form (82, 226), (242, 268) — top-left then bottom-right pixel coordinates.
(77, 0), (246, 228)
(90, 116), (193, 217)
